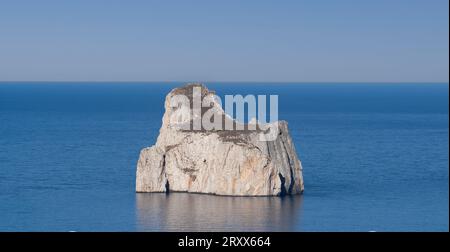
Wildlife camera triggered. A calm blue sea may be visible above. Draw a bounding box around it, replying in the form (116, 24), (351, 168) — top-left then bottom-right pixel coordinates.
(0, 82), (448, 231)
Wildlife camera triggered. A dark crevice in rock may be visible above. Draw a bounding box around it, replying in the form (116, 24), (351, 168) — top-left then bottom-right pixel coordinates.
(162, 154), (169, 194)
(266, 141), (271, 160)
(160, 154), (166, 177)
(278, 173), (287, 196)
(288, 165), (295, 194)
(165, 180), (170, 194)
(181, 167), (198, 173)
(222, 145), (231, 171)
(165, 144), (180, 152)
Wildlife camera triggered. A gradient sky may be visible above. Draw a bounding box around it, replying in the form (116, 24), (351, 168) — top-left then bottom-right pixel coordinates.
(0, 0), (448, 82)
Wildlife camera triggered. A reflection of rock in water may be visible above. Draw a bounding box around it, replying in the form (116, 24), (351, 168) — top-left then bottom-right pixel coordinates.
(136, 193), (303, 231)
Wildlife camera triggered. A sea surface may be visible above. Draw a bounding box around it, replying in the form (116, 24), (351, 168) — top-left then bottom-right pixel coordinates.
(0, 82), (448, 231)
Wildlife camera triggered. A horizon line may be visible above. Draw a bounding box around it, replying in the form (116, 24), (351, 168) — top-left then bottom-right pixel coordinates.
(0, 81), (449, 84)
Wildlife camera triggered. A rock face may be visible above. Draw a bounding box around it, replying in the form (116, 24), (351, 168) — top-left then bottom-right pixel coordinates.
(136, 84), (304, 196)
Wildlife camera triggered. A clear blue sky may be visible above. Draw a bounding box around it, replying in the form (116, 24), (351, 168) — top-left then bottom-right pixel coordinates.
(0, 0), (448, 82)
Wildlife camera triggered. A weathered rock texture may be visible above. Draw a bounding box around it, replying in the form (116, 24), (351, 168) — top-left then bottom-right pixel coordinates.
(136, 84), (304, 196)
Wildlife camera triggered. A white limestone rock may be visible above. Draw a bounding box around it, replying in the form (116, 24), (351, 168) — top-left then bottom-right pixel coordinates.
(136, 84), (304, 196)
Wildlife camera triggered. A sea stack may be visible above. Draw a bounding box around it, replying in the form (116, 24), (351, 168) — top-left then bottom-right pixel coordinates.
(136, 83), (304, 196)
